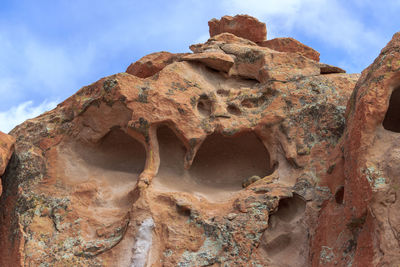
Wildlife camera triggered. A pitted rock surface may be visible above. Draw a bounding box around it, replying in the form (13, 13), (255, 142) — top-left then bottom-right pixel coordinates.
(0, 14), (398, 267)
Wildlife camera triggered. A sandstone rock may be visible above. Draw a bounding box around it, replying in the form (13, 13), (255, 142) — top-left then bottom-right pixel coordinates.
(259, 37), (320, 62)
(319, 62), (346, 74)
(0, 131), (15, 196)
(5, 14), (399, 267)
(126, 51), (186, 78)
(189, 32), (257, 54)
(209, 15), (267, 43)
(220, 43), (321, 82)
(311, 31), (400, 266)
(182, 51), (234, 73)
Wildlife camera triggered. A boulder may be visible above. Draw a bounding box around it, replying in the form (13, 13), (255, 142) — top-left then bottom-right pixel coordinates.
(259, 37), (320, 62)
(126, 51), (186, 78)
(209, 15), (267, 43)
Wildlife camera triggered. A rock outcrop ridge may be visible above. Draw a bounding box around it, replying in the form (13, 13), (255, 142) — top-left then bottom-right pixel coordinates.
(0, 14), (398, 267)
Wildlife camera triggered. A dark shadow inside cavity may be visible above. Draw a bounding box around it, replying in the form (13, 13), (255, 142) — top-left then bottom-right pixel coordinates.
(272, 194), (306, 223)
(335, 186), (344, 204)
(197, 95), (212, 117)
(383, 87), (400, 132)
(157, 125), (186, 177)
(77, 128), (146, 174)
(257, 194), (308, 266)
(155, 126), (273, 199)
(189, 131), (272, 188)
(227, 104), (241, 115)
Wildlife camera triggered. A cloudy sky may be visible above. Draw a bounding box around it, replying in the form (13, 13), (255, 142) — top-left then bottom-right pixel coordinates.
(0, 0), (399, 132)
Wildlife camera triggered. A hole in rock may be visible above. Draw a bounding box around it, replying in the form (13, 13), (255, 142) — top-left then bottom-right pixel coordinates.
(257, 194), (308, 266)
(59, 128), (146, 211)
(74, 128), (145, 174)
(272, 194), (306, 223)
(241, 96), (267, 108)
(383, 87), (400, 132)
(217, 89), (230, 96)
(197, 95), (212, 117)
(227, 104), (241, 115)
(154, 127), (272, 201)
(335, 186), (344, 204)
(189, 131), (272, 188)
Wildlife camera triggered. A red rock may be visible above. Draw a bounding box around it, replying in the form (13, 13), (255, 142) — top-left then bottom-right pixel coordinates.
(2, 14), (399, 267)
(126, 51), (186, 78)
(209, 15), (267, 43)
(259, 37), (320, 61)
(0, 131), (15, 196)
(311, 31), (400, 266)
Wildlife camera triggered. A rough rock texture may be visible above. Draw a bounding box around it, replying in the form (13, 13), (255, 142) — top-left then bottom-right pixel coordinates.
(318, 63), (346, 74)
(311, 31), (400, 267)
(0, 14), (397, 267)
(126, 51), (187, 78)
(0, 131), (15, 196)
(209, 15), (267, 43)
(259, 37), (321, 62)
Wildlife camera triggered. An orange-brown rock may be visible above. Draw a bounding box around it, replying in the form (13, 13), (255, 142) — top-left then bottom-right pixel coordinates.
(182, 51), (234, 73)
(259, 37), (320, 62)
(126, 51), (186, 78)
(209, 15), (267, 43)
(0, 131), (15, 196)
(318, 62), (346, 74)
(1, 14), (399, 267)
(311, 32), (400, 266)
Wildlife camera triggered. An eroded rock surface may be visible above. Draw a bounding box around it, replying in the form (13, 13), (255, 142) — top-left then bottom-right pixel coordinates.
(311, 31), (400, 267)
(0, 131), (15, 196)
(209, 15), (267, 43)
(259, 37), (320, 62)
(0, 14), (397, 267)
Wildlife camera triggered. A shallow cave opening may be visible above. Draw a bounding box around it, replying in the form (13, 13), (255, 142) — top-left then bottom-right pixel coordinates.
(383, 87), (400, 132)
(189, 131), (273, 188)
(271, 194), (307, 223)
(155, 126), (273, 199)
(59, 128), (146, 211)
(82, 128), (146, 174)
(258, 194), (308, 266)
(157, 125), (187, 177)
(65, 128), (146, 183)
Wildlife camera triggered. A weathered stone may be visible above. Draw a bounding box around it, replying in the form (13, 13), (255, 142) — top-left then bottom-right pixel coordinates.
(209, 15), (267, 43)
(311, 31), (400, 267)
(182, 51), (234, 73)
(0, 131), (15, 196)
(319, 63), (346, 74)
(126, 51), (187, 78)
(259, 37), (320, 62)
(2, 14), (398, 267)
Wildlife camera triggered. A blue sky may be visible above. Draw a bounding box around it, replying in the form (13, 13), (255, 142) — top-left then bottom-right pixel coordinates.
(0, 0), (399, 132)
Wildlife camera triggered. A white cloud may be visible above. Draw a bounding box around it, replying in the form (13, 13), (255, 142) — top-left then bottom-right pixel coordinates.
(221, 0), (387, 73)
(222, 0), (382, 51)
(0, 100), (57, 133)
(193, 33), (210, 45)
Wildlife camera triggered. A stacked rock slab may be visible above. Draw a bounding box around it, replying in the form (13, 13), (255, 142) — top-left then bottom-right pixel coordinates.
(0, 14), (395, 266)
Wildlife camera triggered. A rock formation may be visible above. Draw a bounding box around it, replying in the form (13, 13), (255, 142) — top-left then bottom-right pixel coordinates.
(0, 131), (15, 196)
(0, 15), (398, 266)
